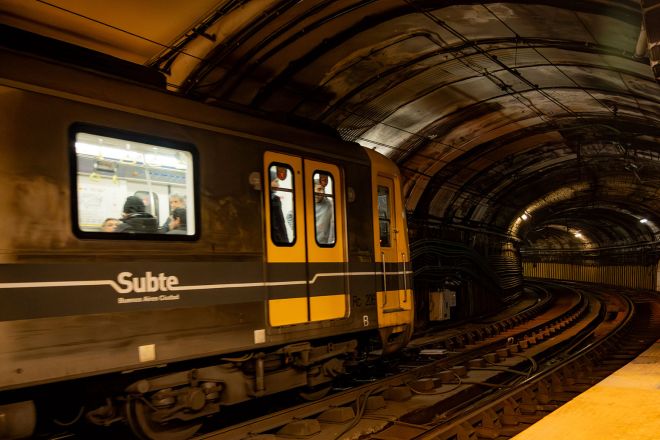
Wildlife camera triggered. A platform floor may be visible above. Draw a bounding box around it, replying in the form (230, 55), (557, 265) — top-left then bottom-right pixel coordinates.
(512, 339), (660, 440)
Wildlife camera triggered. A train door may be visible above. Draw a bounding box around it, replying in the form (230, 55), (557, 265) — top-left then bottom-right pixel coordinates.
(264, 152), (307, 326)
(264, 153), (348, 326)
(303, 160), (347, 322)
(374, 174), (412, 327)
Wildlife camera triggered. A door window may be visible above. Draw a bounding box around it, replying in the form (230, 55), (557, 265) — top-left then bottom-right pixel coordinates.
(268, 164), (295, 246)
(377, 185), (391, 247)
(312, 171), (336, 246)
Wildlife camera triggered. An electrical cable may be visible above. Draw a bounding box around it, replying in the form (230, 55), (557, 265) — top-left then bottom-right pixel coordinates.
(35, 0), (204, 62)
(331, 386), (384, 440)
(220, 353), (254, 362)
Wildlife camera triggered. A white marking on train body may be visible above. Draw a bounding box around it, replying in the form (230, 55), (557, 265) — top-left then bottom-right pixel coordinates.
(0, 270), (414, 294)
(115, 271), (179, 294)
(254, 329), (266, 344)
(138, 344), (156, 362)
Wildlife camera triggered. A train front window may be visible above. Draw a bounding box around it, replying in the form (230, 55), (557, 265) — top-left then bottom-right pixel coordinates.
(378, 186), (391, 247)
(73, 131), (195, 237)
(313, 172), (336, 246)
(269, 164), (295, 245)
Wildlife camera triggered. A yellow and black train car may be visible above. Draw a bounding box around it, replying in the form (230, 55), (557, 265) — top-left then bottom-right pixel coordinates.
(0, 45), (413, 437)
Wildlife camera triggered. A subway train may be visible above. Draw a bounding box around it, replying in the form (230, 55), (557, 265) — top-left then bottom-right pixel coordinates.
(0, 44), (413, 438)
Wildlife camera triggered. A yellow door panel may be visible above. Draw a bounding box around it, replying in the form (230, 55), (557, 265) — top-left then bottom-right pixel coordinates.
(374, 177), (398, 265)
(265, 152), (309, 327)
(368, 148), (413, 330)
(304, 160), (348, 323)
(268, 298), (308, 326)
(310, 294), (347, 321)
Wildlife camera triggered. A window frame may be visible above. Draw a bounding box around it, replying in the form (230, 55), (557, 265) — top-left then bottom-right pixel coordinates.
(69, 123), (200, 241)
(268, 162), (297, 247)
(377, 185), (392, 248)
(312, 170), (337, 248)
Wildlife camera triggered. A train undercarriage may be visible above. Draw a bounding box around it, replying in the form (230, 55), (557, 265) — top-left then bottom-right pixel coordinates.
(1, 326), (413, 439)
(2, 338), (362, 439)
(81, 339), (359, 439)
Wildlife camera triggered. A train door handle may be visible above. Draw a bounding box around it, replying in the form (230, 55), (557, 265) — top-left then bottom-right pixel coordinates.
(381, 251), (387, 305)
(402, 252), (408, 302)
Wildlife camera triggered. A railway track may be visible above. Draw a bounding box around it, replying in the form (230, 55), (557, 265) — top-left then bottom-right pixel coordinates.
(51, 282), (657, 439)
(192, 282), (658, 440)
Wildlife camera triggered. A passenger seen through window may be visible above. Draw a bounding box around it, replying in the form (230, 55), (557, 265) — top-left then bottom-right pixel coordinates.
(269, 164), (295, 245)
(162, 194), (186, 232)
(74, 131), (195, 236)
(166, 208), (188, 235)
(115, 196), (159, 233)
(313, 172), (335, 246)
(101, 218), (120, 232)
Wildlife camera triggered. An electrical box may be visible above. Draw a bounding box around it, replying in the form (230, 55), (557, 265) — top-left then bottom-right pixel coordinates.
(429, 289), (456, 321)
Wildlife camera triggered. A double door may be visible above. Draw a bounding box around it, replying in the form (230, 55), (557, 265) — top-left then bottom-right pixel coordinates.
(264, 152), (347, 326)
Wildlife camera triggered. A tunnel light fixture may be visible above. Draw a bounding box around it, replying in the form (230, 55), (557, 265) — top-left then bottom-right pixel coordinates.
(640, 218), (648, 223)
(573, 231), (583, 238)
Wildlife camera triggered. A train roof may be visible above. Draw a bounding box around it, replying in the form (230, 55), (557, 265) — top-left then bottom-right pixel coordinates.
(0, 28), (369, 165)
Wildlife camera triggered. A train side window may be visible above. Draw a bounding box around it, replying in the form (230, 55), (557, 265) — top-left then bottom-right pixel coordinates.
(313, 172), (336, 246)
(269, 164), (295, 245)
(73, 130), (196, 238)
(377, 185), (391, 247)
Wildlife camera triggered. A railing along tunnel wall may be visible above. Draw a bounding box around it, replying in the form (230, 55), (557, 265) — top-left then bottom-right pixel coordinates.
(523, 262), (657, 290)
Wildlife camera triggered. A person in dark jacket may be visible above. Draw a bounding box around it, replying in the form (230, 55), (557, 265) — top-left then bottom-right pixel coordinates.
(115, 195), (159, 233)
(269, 170), (290, 244)
(165, 207), (188, 235)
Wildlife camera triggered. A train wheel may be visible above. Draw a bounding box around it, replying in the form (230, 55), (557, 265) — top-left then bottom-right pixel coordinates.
(126, 399), (202, 440)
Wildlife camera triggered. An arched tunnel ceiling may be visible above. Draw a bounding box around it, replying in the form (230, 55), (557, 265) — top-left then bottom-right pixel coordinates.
(2, 0), (660, 250)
